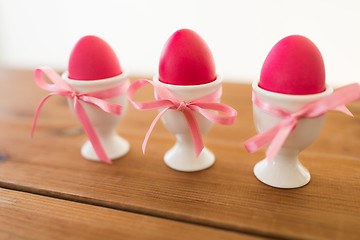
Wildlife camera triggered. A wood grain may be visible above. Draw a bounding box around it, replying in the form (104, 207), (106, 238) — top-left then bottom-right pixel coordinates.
(0, 188), (259, 240)
(0, 69), (359, 240)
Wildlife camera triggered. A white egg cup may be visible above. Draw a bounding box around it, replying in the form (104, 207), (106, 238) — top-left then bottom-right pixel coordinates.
(252, 81), (333, 188)
(153, 75), (222, 172)
(62, 72), (130, 162)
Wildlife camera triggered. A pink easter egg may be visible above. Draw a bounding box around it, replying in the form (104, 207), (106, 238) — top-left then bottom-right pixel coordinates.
(159, 29), (216, 85)
(259, 35), (326, 95)
(68, 35), (122, 80)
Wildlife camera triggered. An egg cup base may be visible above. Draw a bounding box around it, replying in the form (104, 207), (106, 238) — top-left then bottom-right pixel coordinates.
(254, 157), (310, 188)
(81, 134), (130, 162)
(164, 145), (215, 172)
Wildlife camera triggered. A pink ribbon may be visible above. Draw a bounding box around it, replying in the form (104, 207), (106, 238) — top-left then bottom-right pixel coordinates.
(244, 83), (360, 162)
(127, 79), (237, 156)
(31, 67), (129, 164)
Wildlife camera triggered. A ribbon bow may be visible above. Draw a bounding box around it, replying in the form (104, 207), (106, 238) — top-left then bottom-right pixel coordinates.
(244, 83), (360, 162)
(31, 67), (129, 164)
(127, 79), (237, 156)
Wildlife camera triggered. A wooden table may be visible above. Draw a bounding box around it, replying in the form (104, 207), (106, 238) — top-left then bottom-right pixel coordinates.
(0, 69), (359, 240)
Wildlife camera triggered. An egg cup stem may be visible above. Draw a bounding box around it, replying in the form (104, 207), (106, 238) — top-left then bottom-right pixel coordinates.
(164, 134), (215, 172)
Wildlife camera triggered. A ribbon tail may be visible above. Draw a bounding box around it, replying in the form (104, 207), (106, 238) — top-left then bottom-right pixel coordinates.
(182, 109), (204, 157)
(243, 124), (281, 154)
(74, 98), (111, 164)
(306, 83), (360, 117)
(334, 105), (353, 117)
(142, 107), (170, 155)
(30, 93), (56, 138)
(266, 120), (296, 163)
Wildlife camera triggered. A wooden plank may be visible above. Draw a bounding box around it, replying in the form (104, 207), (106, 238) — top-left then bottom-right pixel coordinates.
(0, 188), (257, 240)
(0, 69), (359, 239)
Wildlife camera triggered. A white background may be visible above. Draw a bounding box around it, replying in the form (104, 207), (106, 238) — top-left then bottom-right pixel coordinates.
(0, 0), (359, 86)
